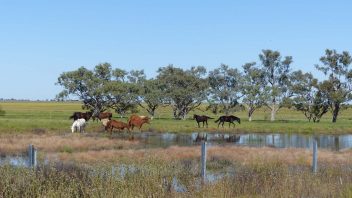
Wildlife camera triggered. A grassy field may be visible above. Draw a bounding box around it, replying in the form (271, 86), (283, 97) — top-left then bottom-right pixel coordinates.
(1, 101), (352, 197)
(1, 101), (352, 134)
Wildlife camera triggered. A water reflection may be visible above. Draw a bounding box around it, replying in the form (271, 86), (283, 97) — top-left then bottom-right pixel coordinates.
(0, 155), (29, 167)
(112, 132), (352, 151)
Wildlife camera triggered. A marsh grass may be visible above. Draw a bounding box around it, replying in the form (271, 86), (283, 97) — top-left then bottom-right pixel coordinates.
(1, 155), (351, 197)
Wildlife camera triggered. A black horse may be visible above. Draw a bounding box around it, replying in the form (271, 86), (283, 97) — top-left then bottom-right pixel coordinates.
(214, 115), (241, 128)
(69, 111), (93, 121)
(193, 114), (213, 128)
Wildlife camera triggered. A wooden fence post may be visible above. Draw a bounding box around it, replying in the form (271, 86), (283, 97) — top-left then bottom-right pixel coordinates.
(201, 141), (207, 183)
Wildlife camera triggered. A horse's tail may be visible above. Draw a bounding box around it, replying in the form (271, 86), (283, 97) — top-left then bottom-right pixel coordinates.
(236, 117), (241, 124)
(69, 114), (75, 120)
(214, 118), (220, 123)
(207, 116), (214, 119)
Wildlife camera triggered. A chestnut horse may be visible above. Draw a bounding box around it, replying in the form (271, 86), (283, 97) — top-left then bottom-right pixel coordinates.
(128, 115), (150, 131)
(214, 115), (241, 128)
(105, 119), (130, 134)
(93, 112), (112, 121)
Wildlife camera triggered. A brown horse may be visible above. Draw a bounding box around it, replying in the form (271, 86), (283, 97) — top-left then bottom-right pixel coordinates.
(105, 120), (130, 134)
(193, 114), (213, 128)
(214, 115), (241, 128)
(93, 112), (112, 121)
(69, 111), (92, 121)
(128, 115), (150, 131)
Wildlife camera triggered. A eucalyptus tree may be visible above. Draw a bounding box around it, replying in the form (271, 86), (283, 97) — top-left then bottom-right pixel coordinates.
(290, 70), (329, 122)
(105, 69), (142, 117)
(138, 79), (165, 119)
(259, 49), (293, 121)
(315, 49), (352, 123)
(207, 64), (243, 115)
(242, 62), (266, 121)
(127, 70), (165, 119)
(156, 65), (208, 120)
(56, 63), (113, 114)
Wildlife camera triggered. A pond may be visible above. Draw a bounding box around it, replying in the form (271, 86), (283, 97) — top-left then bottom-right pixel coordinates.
(1, 132), (351, 167)
(113, 132), (352, 151)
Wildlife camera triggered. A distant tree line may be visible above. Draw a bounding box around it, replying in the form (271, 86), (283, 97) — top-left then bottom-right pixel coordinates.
(56, 49), (352, 123)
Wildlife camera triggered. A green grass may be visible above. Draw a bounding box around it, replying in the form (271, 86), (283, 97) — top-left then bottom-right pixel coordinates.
(1, 101), (352, 134)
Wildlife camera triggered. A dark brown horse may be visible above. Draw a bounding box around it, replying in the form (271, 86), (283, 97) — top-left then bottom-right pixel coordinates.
(69, 111), (92, 121)
(193, 114), (213, 128)
(214, 115), (241, 128)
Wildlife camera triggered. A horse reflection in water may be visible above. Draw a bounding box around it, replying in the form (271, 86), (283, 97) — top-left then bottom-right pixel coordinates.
(194, 133), (240, 143)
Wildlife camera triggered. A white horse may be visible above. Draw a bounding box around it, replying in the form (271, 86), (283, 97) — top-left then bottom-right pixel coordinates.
(71, 118), (87, 133)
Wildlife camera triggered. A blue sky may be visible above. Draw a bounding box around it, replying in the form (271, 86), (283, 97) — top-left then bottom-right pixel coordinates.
(1, 0), (352, 100)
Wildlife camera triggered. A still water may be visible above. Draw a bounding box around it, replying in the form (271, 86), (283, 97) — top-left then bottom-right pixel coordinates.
(113, 132), (352, 151)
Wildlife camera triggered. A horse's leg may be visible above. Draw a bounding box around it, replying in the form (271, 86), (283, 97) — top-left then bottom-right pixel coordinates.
(197, 121), (200, 128)
(222, 121), (224, 128)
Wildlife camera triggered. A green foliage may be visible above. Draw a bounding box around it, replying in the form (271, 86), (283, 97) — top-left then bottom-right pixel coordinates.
(157, 65), (208, 119)
(242, 62), (266, 121)
(208, 64), (243, 115)
(138, 79), (165, 118)
(315, 49), (352, 122)
(259, 49), (293, 121)
(56, 63), (113, 113)
(290, 70), (329, 122)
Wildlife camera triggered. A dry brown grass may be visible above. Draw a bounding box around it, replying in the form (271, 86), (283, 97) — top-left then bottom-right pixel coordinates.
(55, 145), (352, 166)
(0, 133), (139, 154)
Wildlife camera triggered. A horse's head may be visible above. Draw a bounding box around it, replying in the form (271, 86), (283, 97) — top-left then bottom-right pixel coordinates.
(193, 114), (197, 119)
(142, 116), (150, 124)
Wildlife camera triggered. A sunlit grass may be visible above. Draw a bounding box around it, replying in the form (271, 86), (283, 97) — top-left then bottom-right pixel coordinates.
(1, 101), (352, 134)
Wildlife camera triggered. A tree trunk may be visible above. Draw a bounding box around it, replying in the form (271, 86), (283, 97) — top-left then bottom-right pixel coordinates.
(270, 104), (276, 121)
(332, 103), (340, 123)
(248, 107), (254, 122)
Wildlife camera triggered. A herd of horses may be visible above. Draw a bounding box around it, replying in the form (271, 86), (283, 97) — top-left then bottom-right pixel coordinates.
(70, 111), (150, 133)
(69, 111), (240, 133)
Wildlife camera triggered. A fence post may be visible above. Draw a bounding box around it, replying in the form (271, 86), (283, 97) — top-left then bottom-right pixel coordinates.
(201, 140), (207, 183)
(32, 147), (37, 168)
(28, 144), (37, 168)
(28, 144), (33, 167)
(312, 137), (318, 173)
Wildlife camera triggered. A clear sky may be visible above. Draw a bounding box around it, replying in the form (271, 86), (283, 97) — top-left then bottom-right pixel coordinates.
(1, 0), (352, 100)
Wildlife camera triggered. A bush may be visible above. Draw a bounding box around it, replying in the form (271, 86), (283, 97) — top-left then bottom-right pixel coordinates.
(0, 105), (5, 116)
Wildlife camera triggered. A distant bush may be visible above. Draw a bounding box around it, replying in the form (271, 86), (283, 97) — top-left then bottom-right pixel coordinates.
(0, 105), (5, 116)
